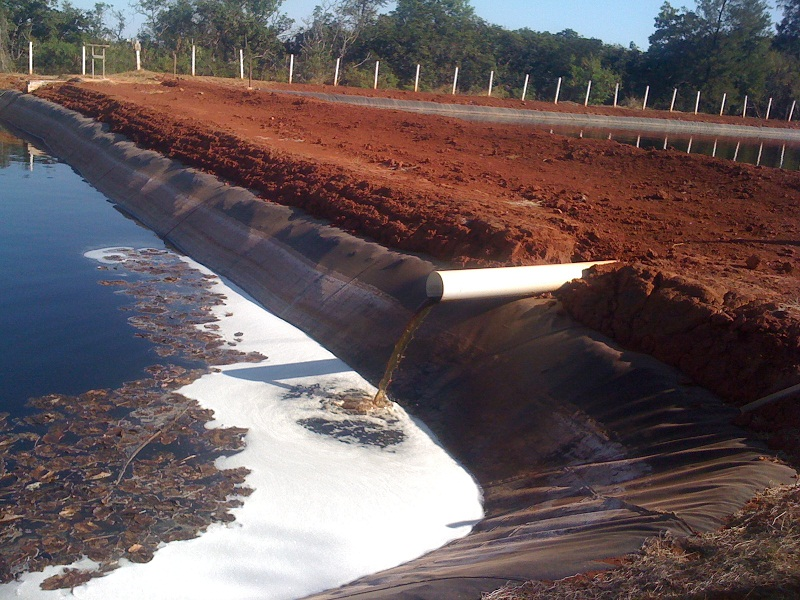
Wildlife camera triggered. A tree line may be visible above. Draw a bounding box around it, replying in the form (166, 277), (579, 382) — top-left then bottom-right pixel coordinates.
(3, 0), (800, 116)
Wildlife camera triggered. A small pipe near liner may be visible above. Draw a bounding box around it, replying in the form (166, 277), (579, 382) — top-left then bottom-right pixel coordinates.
(426, 261), (616, 302)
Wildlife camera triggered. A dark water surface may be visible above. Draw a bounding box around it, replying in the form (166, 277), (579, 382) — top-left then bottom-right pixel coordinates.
(0, 125), (171, 415)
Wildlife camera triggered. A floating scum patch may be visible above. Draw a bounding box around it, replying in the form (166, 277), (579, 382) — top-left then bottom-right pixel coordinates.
(0, 248), (483, 599)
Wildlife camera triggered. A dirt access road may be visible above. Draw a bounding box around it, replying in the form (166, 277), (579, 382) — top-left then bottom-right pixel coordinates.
(23, 74), (800, 463)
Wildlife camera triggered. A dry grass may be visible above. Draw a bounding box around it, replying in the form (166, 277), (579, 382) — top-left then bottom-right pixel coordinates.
(484, 484), (800, 600)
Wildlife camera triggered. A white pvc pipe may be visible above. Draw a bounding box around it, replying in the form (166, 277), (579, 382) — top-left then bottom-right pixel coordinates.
(670, 87), (677, 112)
(240, 49), (244, 79)
(521, 74), (529, 101)
(334, 58), (340, 86)
(642, 85), (650, 110)
(613, 82), (619, 107)
(29, 41), (33, 75)
(488, 70), (494, 97)
(584, 80), (592, 106)
(452, 67), (459, 95)
(374, 60), (380, 89)
(554, 77), (561, 104)
(694, 90), (701, 115)
(289, 54), (294, 84)
(82, 45), (86, 76)
(414, 64), (420, 92)
(192, 45), (196, 76)
(426, 261), (616, 302)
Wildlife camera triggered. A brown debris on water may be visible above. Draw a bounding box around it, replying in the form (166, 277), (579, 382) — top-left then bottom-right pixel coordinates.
(0, 248), (264, 588)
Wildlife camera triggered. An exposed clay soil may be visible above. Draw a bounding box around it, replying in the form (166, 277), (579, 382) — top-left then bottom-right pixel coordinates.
(21, 75), (800, 465)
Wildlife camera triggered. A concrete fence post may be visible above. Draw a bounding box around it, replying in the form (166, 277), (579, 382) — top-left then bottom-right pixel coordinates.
(670, 87), (677, 112)
(334, 58), (340, 86)
(82, 45), (86, 76)
(789, 100), (797, 122)
(694, 90), (701, 115)
(742, 95), (748, 118)
(239, 49), (244, 79)
(488, 70), (494, 97)
(642, 85), (650, 110)
(522, 74), (530, 101)
(28, 41), (33, 75)
(452, 67), (459, 95)
(289, 54), (294, 84)
(374, 61), (380, 89)
(584, 80), (592, 106)
(135, 39), (142, 71)
(414, 64), (420, 92)
(720, 92), (727, 116)
(766, 97), (773, 120)
(613, 82), (619, 108)
(554, 77), (562, 104)
(191, 44), (196, 77)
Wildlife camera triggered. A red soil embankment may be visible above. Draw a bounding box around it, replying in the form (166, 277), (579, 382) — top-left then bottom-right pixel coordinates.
(32, 77), (800, 464)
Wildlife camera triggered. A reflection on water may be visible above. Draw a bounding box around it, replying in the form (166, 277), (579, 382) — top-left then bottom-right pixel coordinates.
(543, 124), (800, 169)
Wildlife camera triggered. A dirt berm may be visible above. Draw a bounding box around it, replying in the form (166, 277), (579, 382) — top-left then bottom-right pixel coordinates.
(0, 90), (795, 599)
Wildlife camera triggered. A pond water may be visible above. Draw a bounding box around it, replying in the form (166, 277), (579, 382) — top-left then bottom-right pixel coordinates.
(0, 126), (184, 415)
(539, 124), (800, 169)
(0, 124), (483, 599)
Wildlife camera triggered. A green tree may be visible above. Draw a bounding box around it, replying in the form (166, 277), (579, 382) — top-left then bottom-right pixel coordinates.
(648, 0), (772, 110)
(0, 7), (12, 71)
(368, 0), (492, 91)
(775, 0), (800, 58)
(136, 0), (289, 75)
(289, 0), (388, 83)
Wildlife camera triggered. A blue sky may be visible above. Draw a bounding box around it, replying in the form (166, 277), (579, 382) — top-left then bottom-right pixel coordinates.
(76, 0), (783, 49)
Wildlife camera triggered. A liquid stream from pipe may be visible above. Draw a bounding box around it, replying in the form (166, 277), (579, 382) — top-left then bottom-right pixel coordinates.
(373, 299), (436, 405)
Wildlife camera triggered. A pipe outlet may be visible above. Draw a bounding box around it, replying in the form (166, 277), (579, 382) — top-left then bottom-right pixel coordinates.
(426, 261), (616, 302)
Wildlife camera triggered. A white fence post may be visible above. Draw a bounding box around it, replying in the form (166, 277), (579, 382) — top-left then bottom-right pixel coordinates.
(135, 39), (142, 71)
(584, 80), (592, 106)
(28, 41), (33, 75)
(374, 60), (380, 89)
(613, 82), (619, 107)
(414, 64), (420, 92)
(334, 57), (340, 86)
(191, 44), (196, 76)
(289, 54), (294, 84)
(452, 66), (459, 95)
(694, 90), (701, 115)
(82, 45), (86, 76)
(719, 92), (727, 116)
(642, 85), (650, 110)
(742, 95), (748, 118)
(521, 74), (529, 101)
(670, 87), (677, 112)
(488, 70), (494, 96)
(554, 77), (561, 104)
(239, 49), (244, 79)
(790, 100), (797, 122)
(766, 97), (773, 120)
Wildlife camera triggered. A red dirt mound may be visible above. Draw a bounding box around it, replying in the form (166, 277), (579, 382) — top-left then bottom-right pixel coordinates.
(32, 77), (800, 463)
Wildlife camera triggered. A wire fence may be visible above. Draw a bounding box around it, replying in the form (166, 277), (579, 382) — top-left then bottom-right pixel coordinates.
(13, 41), (800, 123)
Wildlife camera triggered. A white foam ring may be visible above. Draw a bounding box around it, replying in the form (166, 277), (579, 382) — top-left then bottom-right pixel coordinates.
(4, 249), (483, 600)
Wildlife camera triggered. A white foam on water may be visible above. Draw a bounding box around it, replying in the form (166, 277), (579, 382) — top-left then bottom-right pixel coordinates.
(4, 250), (483, 600)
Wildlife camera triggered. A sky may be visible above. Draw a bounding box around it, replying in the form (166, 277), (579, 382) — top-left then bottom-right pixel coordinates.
(73, 0), (784, 50)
